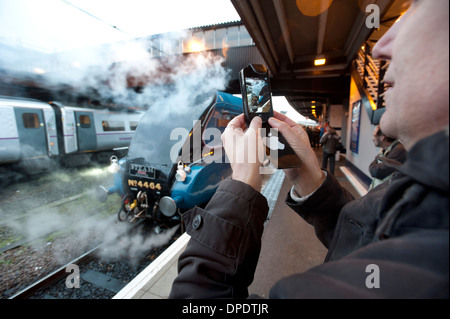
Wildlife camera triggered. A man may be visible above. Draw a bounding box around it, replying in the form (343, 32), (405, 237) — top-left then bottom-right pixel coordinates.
(320, 125), (340, 175)
(368, 125), (407, 190)
(170, 0), (448, 298)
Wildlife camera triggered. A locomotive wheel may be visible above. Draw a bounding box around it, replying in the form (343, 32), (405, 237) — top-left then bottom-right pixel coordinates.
(120, 194), (135, 221)
(117, 208), (128, 222)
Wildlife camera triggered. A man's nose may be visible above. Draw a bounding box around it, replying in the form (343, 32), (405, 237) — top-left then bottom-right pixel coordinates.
(372, 26), (395, 60)
(372, 10), (409, 60)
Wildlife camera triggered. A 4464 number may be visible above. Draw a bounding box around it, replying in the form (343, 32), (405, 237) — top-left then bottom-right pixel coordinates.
(128, 179), (162, 190)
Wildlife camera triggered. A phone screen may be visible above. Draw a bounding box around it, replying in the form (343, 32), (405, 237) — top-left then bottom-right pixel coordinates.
(245, 77), (272, 114)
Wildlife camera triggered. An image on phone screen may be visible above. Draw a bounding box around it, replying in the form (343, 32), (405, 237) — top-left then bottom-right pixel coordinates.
(245, 77), (271, 113)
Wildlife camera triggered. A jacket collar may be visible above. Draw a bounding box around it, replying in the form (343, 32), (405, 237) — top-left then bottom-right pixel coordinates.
(394, 127), (449, 192)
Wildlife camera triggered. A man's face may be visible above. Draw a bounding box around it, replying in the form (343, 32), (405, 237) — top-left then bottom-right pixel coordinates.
(373, 0), (449, 150)
(372, 127), (381, 148)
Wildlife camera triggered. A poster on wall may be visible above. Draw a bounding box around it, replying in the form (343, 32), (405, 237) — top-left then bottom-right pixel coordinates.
(350, 100), (361, 153)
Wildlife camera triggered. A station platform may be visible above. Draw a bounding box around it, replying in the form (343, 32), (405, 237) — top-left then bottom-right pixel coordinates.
(113, 151), (368, 299)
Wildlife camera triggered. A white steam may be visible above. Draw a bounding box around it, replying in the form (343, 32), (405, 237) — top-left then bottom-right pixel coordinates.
(1, 34), (231, 265)
(5, 196), (179, 264)
(15, 33), (231, 110)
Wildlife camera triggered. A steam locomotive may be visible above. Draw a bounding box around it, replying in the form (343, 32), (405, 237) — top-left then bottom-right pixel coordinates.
(0, 95), (143, 180)
(96, 91), (243, 225)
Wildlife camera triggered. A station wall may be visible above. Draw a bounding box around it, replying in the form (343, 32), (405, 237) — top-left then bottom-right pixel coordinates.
(345, 76), (379, 180)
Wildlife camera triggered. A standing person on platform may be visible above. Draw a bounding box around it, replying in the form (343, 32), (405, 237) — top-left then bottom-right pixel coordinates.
(320, 125), (340, 175)
(368, 125), (407, 190)
(170, 0), (448, 299)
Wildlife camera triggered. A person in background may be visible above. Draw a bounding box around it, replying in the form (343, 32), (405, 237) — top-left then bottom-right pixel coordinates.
(312, 127), (321, 150)
(368, 125), (407, 190)
(320, 125), (340, 175)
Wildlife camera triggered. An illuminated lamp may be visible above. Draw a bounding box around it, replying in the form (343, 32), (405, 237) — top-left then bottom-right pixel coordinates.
(33, 67), (45, 74)
(314, 58), (326, 66)
(188, 40), (203, 52)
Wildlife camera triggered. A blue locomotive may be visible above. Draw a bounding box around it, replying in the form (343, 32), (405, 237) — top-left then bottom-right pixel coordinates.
(96, 91), (243, 224)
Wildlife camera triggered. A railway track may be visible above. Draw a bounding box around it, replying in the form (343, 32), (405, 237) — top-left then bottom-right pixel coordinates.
(9, 221), (180, 299)
(0, 161), (185, 299)
(0, 191), (120, 255)
(3, 169), (281, 299)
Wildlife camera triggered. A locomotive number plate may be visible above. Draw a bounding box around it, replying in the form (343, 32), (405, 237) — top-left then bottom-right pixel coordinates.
(127, 179), (161, 191)
(129, 164), (156, 179)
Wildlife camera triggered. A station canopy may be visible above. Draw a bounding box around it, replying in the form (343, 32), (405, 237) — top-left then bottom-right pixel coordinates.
(230, 0), (410, 118)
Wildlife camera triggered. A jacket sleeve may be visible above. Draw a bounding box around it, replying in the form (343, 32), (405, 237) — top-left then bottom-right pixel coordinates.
(285, 171), (355, 248)
(368, 156), (390, 179)
(319, 132), (329, 144)
(169, 179), (269, 299)
(369, 143), (407, 179)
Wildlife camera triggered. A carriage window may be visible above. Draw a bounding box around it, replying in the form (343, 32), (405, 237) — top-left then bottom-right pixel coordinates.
(217, 112), (234, 129)
(206, 110), (234, 133)
(215, 28), (227, 48)
(239, 26), (253, 46)
(102, 120), (125, 131)
(79, 115), (91, 128)
(150, 37), (161, 57)
(203, 109), (237, 147)
(204, 30), (215, 50)
(130, 121), (138, 131)
(22, 113), (40, 129)
(227, 26), (239, 47)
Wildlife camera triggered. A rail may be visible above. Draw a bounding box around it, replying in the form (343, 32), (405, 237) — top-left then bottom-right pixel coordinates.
(8, 220), (164, 299)
(355, 43), (390, 112)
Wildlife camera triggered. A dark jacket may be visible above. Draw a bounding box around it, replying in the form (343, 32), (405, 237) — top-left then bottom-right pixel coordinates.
(320, 129), (340, 155)
(169, 129), (449, 298)
(369, 140), (407, 190)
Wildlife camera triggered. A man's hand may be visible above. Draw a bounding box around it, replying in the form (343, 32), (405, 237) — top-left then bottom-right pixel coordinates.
(221, 114), (263, 192)
(268, 111), (325, 197)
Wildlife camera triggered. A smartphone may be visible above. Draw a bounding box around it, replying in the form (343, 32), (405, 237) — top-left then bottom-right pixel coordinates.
(239, 64), (301, 169)
(239, 64), (273, 126)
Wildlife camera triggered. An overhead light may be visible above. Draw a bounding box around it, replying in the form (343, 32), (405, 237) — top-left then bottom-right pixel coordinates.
(33, 67), (45, 74)
(296, 0), (333, 16)
(311, 105), (316, 108)
(188, 40), (203, 52)
(314, 58), (326, 66)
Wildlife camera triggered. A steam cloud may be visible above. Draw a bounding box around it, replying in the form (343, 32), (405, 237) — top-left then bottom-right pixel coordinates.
(5, 199), (179, 264)
(4, 32), (231, 110)
(1, 33), (231, 263)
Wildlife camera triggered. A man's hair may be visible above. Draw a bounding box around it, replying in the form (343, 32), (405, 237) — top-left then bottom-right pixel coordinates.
(375, 125), (395, 143)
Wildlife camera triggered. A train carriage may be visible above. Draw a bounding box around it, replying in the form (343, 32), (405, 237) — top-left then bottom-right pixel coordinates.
(0, 96), (143, 179)
(0, 97), (58, 172)
(50, 103), (142, 164)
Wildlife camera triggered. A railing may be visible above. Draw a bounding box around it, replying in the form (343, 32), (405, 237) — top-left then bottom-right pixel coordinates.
(354, 43), (389, 111)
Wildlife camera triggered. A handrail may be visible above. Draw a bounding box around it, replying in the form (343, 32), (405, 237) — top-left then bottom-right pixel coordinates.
(355, 43), (388, 111)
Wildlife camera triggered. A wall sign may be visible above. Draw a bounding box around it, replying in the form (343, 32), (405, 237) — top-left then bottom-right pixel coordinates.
(350, 100), (362, 154)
